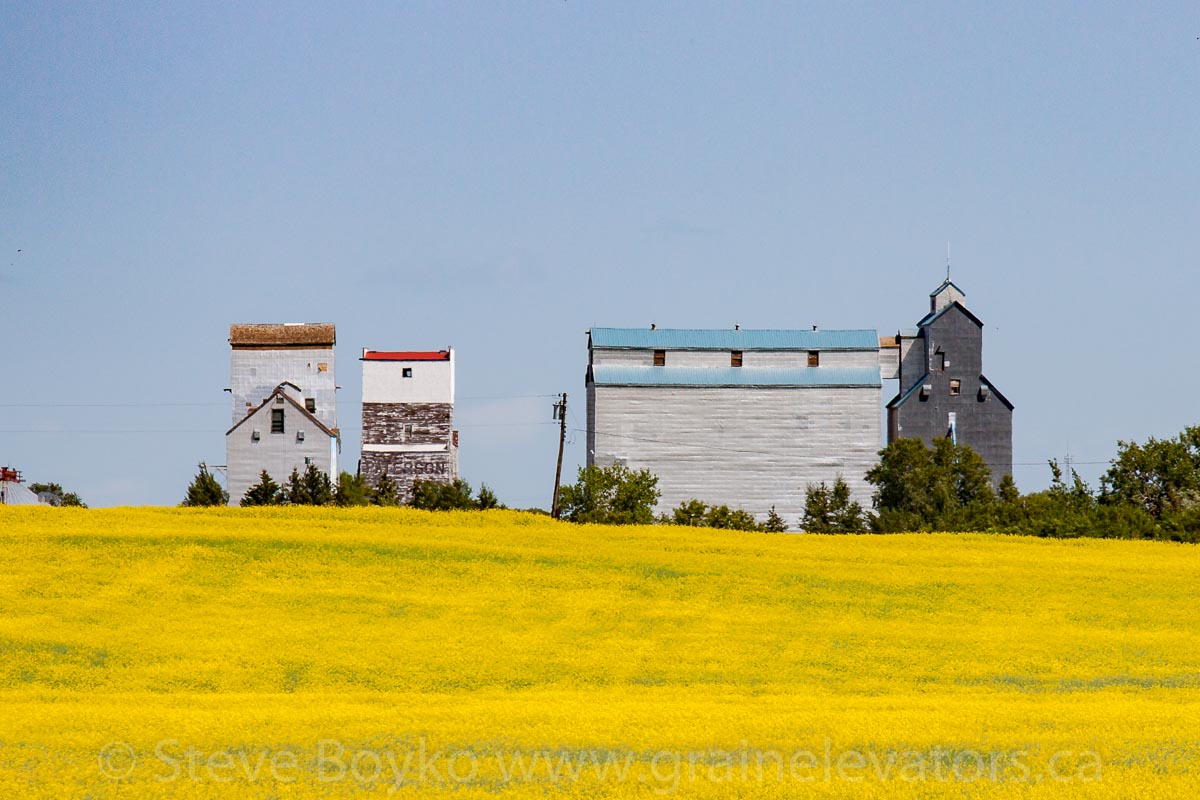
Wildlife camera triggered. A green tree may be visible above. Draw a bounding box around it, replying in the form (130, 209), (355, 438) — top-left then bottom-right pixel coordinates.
(702, 504), (763, 531)
(242, 470), (283, 506)
(334, 472), (371, 507)
(866, 438), (994, 531)
(557, 464), (660, 525)
(802, 478), (867, 533)
(476, 483), (502, 510)
(372, 471), (400, 506)
(182, 464), (228, 507)
(410, 478), (477, 510)
(668, 499), (709, 526)
(763, 506), (788, 533)
(283, 464), (334, 506)
(1101, 427), (1200, 522)
(27, 482), (87, 508)
(299, 464), (334, 505)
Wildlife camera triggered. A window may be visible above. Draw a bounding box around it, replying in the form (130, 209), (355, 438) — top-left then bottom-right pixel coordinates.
(653, 350), (666, 366)
(271, 409), (285, 434)
(305, 398), (316, 413)
(402, 367), (413, 378)
(807, 351), (820, 367)
(949, 379), (961, 396)
(731, 351), (743, 367)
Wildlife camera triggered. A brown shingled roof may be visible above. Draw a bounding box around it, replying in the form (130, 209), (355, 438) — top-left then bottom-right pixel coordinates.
(879, 335), (900, 349)
(229, 323), (336, 347)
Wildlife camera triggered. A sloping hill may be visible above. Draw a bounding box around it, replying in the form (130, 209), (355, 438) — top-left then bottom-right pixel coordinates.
(1, 507), (1197, 797)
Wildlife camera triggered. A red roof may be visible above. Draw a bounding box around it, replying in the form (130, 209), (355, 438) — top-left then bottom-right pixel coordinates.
(361, 350), (451, 362)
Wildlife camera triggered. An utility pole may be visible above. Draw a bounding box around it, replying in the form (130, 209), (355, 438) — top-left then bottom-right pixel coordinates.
(551, 393), (567, 518)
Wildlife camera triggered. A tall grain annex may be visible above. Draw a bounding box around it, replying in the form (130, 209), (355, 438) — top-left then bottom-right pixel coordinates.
(585, 327), (885, 526)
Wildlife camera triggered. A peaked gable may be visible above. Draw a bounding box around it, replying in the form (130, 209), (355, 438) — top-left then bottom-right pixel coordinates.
(916, 300), (984, 330)
(227, 385), (338, 438)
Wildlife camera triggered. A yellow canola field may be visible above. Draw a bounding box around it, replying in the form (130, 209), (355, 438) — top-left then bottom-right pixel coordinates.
(0, 506), (1197, 798)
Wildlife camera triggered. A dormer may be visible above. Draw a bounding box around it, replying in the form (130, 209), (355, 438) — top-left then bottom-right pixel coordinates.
(930, 279), (966, 313)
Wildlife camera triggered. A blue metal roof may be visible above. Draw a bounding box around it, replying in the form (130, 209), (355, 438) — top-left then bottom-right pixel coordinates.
(591, 365), (881, 388)
(590, 328), (879, 350)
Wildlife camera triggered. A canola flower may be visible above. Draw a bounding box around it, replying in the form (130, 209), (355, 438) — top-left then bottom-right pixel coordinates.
(0, 506), (1197, 797)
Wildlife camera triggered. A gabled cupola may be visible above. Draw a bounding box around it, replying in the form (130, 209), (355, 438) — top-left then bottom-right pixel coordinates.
(930, 278), (967, 313)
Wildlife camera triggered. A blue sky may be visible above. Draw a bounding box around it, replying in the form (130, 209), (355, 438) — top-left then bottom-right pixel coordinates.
(2, 2), (1197, 507)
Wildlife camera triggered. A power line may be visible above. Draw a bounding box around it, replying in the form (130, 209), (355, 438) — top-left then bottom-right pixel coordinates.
(0, 393), (559, 409)
(0, 420), (557, 434)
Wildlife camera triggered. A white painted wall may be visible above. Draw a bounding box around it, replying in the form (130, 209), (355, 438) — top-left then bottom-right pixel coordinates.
(742, 350), (878, 368)
(591, 349), (654, 367)
(226, 398), (338, 504)
(362, 352), (455, 404)
(231, 347), (337, 428)
(879, 347), (900, 380)
(591, 348), (880, 369)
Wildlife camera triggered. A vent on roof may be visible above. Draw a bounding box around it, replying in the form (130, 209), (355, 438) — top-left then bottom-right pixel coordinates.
(921, 384), (932, 399)
(979, 384), (990, 401)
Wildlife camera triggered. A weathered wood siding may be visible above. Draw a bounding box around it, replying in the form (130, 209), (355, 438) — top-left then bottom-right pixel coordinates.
(361, 450), (455, 503)
(589, 384), (881, 528)
(359, 352), (457, 500)
(361, 403), (453, 444)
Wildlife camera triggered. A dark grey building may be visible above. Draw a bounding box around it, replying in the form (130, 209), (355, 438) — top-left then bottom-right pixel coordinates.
(886, 280), (1013, 484)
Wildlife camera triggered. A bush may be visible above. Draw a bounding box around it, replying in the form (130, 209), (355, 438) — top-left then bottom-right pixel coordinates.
(182, 464), (228, 507)
(557, 464), (660, 525)
(335, 472), (371, 507)
(802, 478), (867, 533)
(27, 482), (87, 508)
(242, 471), (283, 507)
(284, 465), (334, 506)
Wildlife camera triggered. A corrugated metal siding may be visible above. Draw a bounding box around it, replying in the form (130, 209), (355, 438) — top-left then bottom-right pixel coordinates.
(0, 481), (43, 505)
(590, 328), (879, 350)
(591, 366), (881, 388)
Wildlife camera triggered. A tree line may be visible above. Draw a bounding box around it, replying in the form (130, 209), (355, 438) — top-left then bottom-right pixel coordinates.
(182, 464), (502, 511)
(554, 424), (1200, 542)
(166, 421), (1200, 541)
